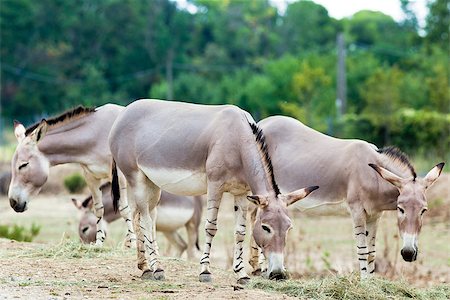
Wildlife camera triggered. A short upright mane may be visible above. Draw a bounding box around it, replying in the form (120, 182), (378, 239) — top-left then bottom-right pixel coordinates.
(377, 146), (417, 180)
(25, 106), (96, 136)
(248, 121), (281, 195)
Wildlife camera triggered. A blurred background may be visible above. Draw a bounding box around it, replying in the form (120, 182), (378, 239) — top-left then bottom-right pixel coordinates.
(0, 1), (449, 289)
(0, 0), (448, 164)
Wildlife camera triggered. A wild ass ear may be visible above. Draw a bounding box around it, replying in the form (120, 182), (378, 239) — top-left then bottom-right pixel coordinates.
(81, 196), (94, 210)
(71, 198), (82, 210)
(285, 185), (319, 206)
(369, 163), (405, 189)
(30, 119), (48, 143)
(422, 162), (445, 189)
(13, 120), (26, 142)
(247, 195), (269, 208)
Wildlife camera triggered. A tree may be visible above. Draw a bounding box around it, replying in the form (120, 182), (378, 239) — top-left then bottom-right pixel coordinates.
(360, 66), (404, 144)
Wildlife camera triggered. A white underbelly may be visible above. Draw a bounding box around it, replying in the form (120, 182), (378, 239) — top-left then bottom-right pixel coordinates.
(140, 167), (207, 196)
(156, 206), (194, 231)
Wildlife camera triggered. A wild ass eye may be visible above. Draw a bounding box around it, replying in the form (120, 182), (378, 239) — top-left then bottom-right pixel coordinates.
(420, 208), (427, 216)
(397, 207), (405, 214)
(262, 225), (271, 233)
(18, 162), (29, 170)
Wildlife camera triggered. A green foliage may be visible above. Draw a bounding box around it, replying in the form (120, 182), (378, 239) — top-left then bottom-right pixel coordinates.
(0, 0), (448, 157)
(0, 223), (41, 242)
(63, 173), (87, 193)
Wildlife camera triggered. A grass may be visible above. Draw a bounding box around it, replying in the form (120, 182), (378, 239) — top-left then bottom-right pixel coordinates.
(9, 237), (134, 259)
(249, 273), (450, 300)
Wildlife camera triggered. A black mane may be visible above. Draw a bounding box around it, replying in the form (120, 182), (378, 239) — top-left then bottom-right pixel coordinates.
(25, 105), (96, 136)
(377, 146), (417, 179)
(248, 121), (281, 196)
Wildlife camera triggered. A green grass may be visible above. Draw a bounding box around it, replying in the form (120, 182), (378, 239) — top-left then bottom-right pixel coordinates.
(249, 274), (450, 300)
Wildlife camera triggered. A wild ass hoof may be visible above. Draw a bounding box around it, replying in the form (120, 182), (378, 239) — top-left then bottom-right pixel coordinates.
(141, 269), (154, 280)
(199, 271), (212, 283)
(237, 277), (250, 285)
(251, 269), (262, 276)
(153, 269), (165, 281)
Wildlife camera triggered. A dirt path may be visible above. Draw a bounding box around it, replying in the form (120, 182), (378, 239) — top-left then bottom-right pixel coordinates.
(0, 239), (295, 300)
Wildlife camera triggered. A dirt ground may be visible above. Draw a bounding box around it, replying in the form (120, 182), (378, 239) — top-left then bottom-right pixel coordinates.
(0, 166), (448, 299)
(0, 239), (299, 300)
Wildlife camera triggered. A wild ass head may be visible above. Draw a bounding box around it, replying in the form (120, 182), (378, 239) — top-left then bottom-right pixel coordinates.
(9, 120), (49, 212)
(369, 147), (444, 262)
(9, 106), (96, 213)
(247, 186), (318, 279)
(71, 196), (98, 243)
(246, 122), (319, 280)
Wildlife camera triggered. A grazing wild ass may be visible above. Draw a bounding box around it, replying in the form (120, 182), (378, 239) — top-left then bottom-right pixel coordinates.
(9, 105), (135, 247)
(250, 116), (444, 278)
(72, 182), (203, 259)
(109, 99), (318, 283)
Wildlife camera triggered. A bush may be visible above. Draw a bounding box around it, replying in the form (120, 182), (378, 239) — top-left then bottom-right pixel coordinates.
(0, 223), (41, 242)
(64, 173), (87, 193)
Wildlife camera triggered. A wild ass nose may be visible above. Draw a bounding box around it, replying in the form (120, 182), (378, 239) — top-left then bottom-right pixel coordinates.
(267, 252), (288, 281)
(9, 198), (26, 212)
(401, 247), (418, 262)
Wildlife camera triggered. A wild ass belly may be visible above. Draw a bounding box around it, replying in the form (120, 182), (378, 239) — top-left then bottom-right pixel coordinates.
(140, 166), (207, 196)
(156, 204), (194, 231)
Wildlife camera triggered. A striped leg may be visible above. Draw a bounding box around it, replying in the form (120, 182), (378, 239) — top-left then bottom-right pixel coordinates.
(366, 213), (382, 276)
(248, 205), (261, 275)
(199, 189), (223, 282)
(233, 195), (250, 284)
(117, 172), (136, 248)
(150, 208), (160, 256)
(128, 173), (164, 280)
(349, 206), (369, 278)
(132, 210), (148, 272)
(82, 169), (106, 246)
(118, 192), (136, 248)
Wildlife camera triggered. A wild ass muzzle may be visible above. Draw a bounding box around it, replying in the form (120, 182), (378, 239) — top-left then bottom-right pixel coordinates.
(251, 116), (444, 278)
(9, 104), (135, 248)
(109, 99), (318, 283)
(72, 182), (202, 259)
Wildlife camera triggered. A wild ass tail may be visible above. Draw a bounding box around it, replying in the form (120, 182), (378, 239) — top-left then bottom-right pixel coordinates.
(111, 159), (120, 213)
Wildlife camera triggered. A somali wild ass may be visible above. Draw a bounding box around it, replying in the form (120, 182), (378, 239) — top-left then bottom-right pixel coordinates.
(250, 116), (444, 278)
(109, 99), (318, 283)
(9, 105), (135, 247)
(72, 182), (203, 258)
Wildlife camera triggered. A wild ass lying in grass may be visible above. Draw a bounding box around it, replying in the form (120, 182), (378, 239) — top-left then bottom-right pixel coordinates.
(72, 182), (203, 259)
(9, 105), (135, 247)
(109, 99), (318, 283)
(249, 116), (444, 278)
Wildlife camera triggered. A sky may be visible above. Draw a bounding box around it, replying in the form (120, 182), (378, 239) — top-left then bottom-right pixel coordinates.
(176, 0), (429, 29)
(272, 0), (429, 27)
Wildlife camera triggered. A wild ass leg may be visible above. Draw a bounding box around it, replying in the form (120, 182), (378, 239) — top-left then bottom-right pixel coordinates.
(199, 186), (223, 282)
(349, 203), (369, 278)
(185, 219), (198, 260)
(150, 208), (160, 256)
(128, 172), (164, 280)
(117, 172), (136, 248)
(366, 213), (382, 276)
(248, 205), (262, 275)
(163, 231), (188, 257)
(82, 168), (106, 246)
(185, 195), (203, 260)
(233, 195), (250, 284)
